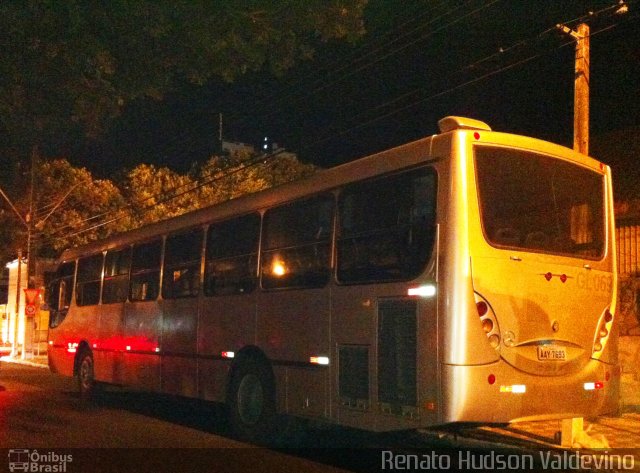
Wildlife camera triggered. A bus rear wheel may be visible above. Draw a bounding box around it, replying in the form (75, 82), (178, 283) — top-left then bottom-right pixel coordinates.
(228, 359), (276, 443)
(76, 349), (96, 400)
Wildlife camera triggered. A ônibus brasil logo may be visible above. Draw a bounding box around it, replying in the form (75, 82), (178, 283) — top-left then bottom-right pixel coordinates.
(8, 449), (73, 472)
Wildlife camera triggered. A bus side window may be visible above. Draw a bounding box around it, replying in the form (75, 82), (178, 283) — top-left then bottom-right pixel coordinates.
(261, 195), (334, 290)
(205, 213), (260, 296)
(162, 229), (203, 299)
(337, 168), (437, 283)
(103, 247), (131, 304)
(130, 240), (162, 302)
(76, 254), (103, 306)
(49, 261), (75, 328)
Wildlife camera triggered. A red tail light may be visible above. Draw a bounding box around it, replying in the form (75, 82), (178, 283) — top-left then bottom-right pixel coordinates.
(477, 301), (488, 317)
(604, 309), (613, 323)
(593, 308), (614, 355)
(474, 293), (500, 350)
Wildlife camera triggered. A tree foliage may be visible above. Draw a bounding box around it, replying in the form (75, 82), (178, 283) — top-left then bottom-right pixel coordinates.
(0, 0), (366, 147)
(6, 150), (317, 260)
(196, 150), (315, 206)
(35, 159), (130, 251)
(0, 0), (363, 261)
(121, 163), (200, 227)
(0, 159), (129, 263)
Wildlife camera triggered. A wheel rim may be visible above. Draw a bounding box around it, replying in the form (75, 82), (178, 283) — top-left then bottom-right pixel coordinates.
(237, 373), (264, 425)
(79, 356), (93, 391)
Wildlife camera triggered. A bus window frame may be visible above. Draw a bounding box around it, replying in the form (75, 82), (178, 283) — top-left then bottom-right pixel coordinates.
(102, 246), (132, 304)
(473, 145), (607, 261)
(335, 165), (438, 285)
(75, 253), (104, 307)
(204, 212), (261, 297)
(48, 260), (76, 328)
(129, 238), (163, 302)
(260, 194), (335, 291)
(162, 227), (204, 300)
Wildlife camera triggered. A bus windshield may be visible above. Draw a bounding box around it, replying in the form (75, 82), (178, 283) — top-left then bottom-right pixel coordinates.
(475, 146), (605, 259)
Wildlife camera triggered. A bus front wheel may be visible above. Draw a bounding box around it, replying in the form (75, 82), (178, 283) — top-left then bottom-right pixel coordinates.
(228, 359), (276, 443)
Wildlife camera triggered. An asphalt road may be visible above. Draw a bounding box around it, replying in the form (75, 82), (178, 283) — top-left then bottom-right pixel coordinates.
(5, 363), (586, 473)
(1, 362), (447, 473)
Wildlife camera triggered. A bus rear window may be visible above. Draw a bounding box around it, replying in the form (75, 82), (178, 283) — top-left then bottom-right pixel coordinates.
(474, 146), (605, 259)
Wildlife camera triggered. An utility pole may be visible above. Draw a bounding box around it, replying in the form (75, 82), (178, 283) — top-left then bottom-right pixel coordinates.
(11, 250), (22, 358)
(557, 22), (590, 155)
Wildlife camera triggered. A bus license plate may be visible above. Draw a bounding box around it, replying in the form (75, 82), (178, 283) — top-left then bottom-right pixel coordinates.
(537, 346), (567, 361)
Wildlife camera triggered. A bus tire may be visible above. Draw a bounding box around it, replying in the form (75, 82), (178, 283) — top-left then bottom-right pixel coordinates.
(228, 358), (276, 443)
(76, 348), (96, 400)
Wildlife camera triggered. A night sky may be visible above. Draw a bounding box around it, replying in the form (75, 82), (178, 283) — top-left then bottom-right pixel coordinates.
(80, 0), (639, 194)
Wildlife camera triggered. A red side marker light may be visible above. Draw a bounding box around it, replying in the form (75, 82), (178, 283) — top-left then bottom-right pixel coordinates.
(473, 132), (480, 140)
(545, 272), (552, 281)
(488, 374), (496, 385)
(560, 274), (567, 283)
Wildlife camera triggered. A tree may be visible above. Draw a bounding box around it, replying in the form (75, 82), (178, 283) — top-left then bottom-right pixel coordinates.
(0, 159), (130, 263)
(0, 147), (316, 262)
(0, 0), (365, 264)
(121, 149), (317, 227)
(196, 149), (316, 207)
(120, 163), (201, 227)
(34, 159), (131, 252)
(0, 1), (366, 152)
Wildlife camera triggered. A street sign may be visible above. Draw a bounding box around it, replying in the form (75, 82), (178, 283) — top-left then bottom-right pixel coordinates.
(24, 288), (40, 318)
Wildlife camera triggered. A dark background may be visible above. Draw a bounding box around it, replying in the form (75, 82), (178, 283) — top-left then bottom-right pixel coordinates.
(75, 1), (639, 194)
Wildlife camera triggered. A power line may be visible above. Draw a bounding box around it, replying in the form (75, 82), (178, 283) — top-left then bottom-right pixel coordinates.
(37, 148), (287, 246)
(37, 1), (637, 248)
(104, 0), (497, 169)
(298, 4), (637, 152)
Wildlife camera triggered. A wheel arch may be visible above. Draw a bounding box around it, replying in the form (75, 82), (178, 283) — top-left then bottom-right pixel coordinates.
(73, 340), (92, 376)
(225, 345), (275, 403)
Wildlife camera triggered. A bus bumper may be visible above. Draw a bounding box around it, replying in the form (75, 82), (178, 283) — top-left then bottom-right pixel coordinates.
(441, 359), (620, 424)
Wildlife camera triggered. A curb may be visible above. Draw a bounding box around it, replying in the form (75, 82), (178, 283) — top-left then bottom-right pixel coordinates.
(1, 355), (49, 369)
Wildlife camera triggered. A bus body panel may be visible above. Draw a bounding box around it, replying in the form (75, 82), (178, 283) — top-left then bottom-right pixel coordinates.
(161, 297), (199, 396)
(257, 287), (330, 417)
(438, 133), (502, 368)
(95, 302), (126, 384)
(198, 293), (256, 401)
(122, 300), (161, 391)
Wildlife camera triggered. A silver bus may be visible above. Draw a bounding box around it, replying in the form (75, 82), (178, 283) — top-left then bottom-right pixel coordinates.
(47, 116), (619, 440)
